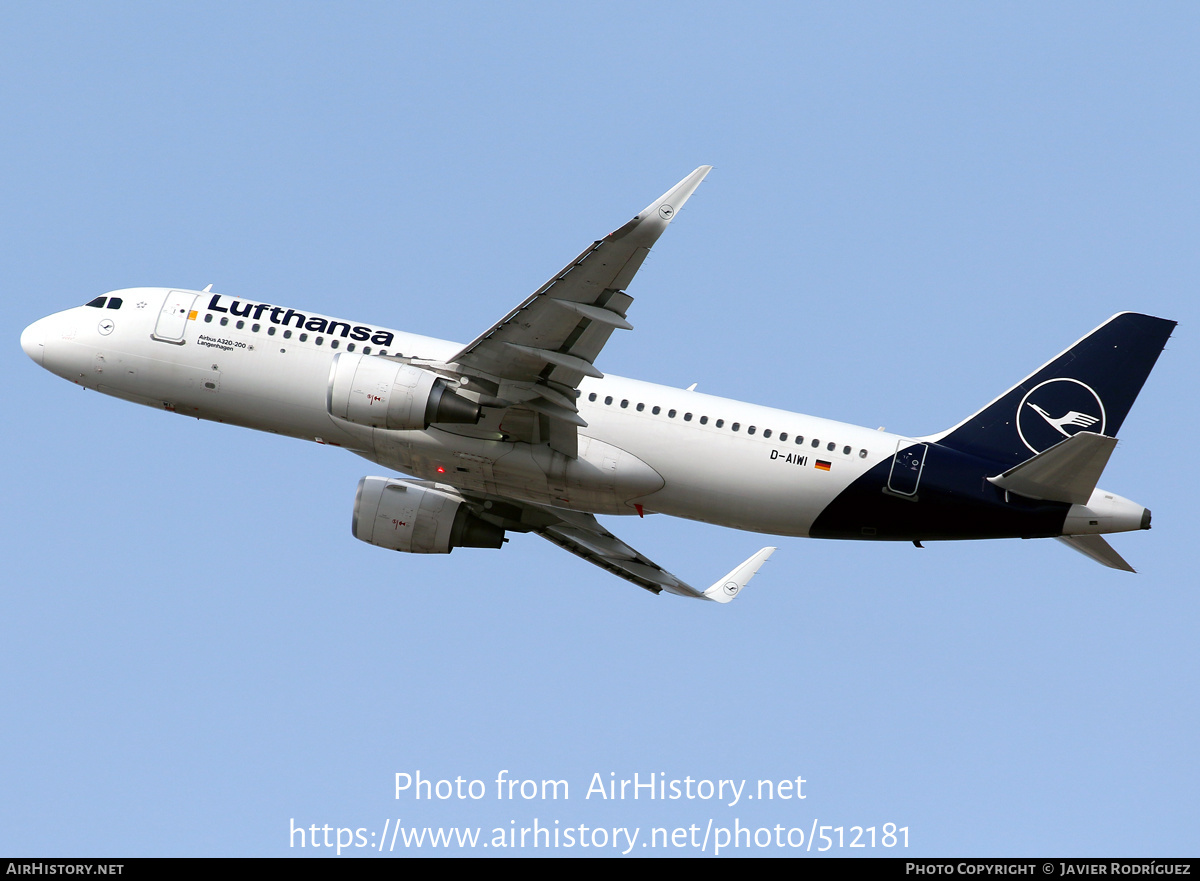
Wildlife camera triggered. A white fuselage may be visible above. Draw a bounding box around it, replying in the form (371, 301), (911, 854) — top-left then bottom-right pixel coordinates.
(21, 287), (894, 536)
(23, 286), (1153, 562)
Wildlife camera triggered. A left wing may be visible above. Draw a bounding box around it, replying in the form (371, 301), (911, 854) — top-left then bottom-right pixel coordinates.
(439, 166), (712, 456)
(538, 512), (775, 602)
(450, 487), (773, 601)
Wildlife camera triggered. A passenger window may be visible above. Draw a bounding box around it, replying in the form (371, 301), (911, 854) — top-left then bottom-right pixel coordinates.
(283, 330), (292, 339)
(316, 336), (324, 345)
(346, 342), (353, 351)
(379, 349), (387, 356)
(204, 314), (213, 323)
(220, 317), (229, 326)
(621, 399), (629, 408)
(106, 298), (122, 309)
(85, 296), (106, 308)
(331, 339), (339, 349)
(699, 415), (708, 425)
(684, 412), (692, 421)
(589, 393), (597, 402)
(843, 445), (851, 455)
(636, 403), (645, 412)
(763, 429), (772, 438)
(716, 419), (724, 428)
(827, 442), (835, 451)
(604, 396), (613, 405)
(732, 423), (740, 432)
(251, 323), (260, 332)
(652, 406), (661, 415)
(795, 436), (804, 444)
(812, 438), (820, 447)
(299, 333), (308, 342)
(236, 320), (245, 330)
(668, 409), (676, 418)
(859, 449), (868, 458)
(780, 432), (788, 442)
(748, 425), (756, 435)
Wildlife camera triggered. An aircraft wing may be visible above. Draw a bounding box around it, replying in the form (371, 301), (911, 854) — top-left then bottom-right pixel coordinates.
(450, 487), (772, 600)
(443, 166), (712, 456)
(537, 512), (775, 601)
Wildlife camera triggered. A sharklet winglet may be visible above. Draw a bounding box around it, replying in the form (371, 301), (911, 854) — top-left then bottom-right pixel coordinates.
(702, 547), (776, 603)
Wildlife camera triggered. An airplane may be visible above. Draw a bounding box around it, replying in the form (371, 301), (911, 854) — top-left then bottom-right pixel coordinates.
(19, 167), (1176, 601)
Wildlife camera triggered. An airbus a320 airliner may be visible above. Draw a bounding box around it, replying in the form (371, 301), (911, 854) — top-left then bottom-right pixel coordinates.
(20, 168), (1175, 600)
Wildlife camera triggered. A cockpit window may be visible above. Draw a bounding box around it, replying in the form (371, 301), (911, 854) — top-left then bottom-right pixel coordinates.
(106, 298), (122, 309)
(86, 296), (106, 308)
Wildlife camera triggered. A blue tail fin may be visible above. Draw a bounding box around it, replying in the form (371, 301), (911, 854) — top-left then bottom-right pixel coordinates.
(933, 312), (1176, 467)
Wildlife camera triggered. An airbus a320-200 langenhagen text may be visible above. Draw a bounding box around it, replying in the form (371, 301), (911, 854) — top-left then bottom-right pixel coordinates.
(20, 168), (1175, 601)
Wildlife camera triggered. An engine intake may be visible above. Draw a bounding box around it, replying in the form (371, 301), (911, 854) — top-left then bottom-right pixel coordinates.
(352, 477), (505, 554)
(328, 352), (480, 431)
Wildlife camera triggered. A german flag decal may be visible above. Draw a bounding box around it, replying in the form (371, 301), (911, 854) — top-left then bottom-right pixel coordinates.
(815, 459), (832, 471)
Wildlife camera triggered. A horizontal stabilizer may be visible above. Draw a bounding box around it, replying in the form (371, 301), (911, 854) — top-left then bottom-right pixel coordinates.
(988, 432), (1117, 505)
(702, 547), (776, 603)
(1056, 534), (1136, 572)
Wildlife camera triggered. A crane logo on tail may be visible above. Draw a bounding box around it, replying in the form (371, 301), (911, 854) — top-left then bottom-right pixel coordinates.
(1025, 403), (1099, 435)
(1016, 378), (1107, 454)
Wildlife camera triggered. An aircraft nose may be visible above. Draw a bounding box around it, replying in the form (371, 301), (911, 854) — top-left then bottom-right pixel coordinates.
(20, 317), (47, 366)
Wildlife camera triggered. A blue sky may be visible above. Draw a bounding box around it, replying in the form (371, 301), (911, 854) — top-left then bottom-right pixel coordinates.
(3, 2), (1198, 857)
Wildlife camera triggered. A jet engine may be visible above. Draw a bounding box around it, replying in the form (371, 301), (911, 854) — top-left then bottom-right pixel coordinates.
(352, 476), (505, 554)
(327, 352), (480, 431)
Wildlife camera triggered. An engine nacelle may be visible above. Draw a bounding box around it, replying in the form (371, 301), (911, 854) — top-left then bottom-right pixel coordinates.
(327, 352), (480, 431)
(352, 477), (505, 554)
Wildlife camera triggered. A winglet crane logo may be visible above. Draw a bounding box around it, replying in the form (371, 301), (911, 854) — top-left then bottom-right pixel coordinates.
(1016, 378), (1107, 454)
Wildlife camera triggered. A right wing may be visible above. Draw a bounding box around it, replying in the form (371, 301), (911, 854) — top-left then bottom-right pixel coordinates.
(435, 166), (713, 457)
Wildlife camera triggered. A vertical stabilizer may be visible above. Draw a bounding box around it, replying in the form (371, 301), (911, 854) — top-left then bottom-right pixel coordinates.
(932, 313), (1175, 467)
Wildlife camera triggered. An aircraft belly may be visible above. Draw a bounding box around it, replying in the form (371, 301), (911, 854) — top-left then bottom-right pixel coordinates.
(390, 431), (665, 515)
(82, 331), (366, 446)
(599, 421), (866, 537)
